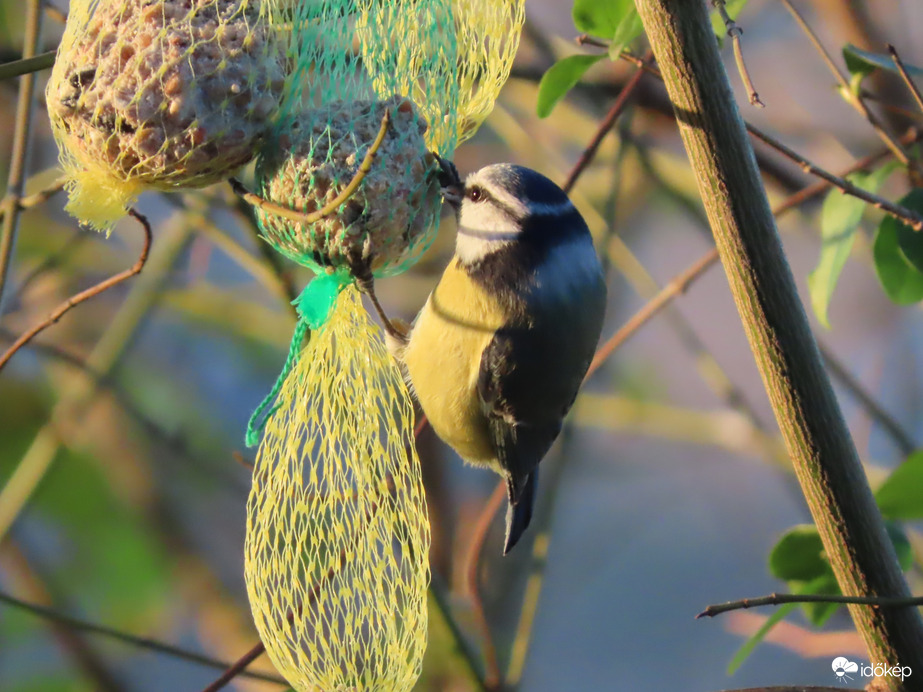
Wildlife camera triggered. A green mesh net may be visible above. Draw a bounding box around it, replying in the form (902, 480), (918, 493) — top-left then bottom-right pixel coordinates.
(46, 0), (299, 231)
(244, 286), (430, 692)
(241, 2), (524, 690)
(253, 0), (460, 283)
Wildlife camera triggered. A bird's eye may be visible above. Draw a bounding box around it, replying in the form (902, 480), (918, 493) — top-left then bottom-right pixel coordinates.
(466, 186), (485, 203)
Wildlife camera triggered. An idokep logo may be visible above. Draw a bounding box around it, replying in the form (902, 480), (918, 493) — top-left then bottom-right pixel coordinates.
(832, 656), (912, 683)
(832, 657), (859, 682)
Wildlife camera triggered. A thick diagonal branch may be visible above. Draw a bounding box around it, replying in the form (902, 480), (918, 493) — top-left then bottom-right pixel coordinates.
(633, 0), (923, 686)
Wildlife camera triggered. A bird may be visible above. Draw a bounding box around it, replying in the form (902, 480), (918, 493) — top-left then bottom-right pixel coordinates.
(388, 162), (607, 554)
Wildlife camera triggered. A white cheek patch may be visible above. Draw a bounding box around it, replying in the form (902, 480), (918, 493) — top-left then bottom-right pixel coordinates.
(455, 199), (520, 264)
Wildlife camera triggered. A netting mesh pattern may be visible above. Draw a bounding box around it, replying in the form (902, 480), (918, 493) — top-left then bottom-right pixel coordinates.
(256, 95), (442, 275)
(453, 0), (525, 145)
(254, 0), (524, 279)
(47, 0), (291, 231)
(244, 287), (430, 692)
(254, 0), (460, 278)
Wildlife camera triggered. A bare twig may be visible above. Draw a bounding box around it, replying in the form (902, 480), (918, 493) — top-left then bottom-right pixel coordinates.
(199, 640), (270, 692)
(0, 590), (287, 685)
(0, 178), (67, 224)
(464, 483), (506, 688)
(698, 592), (923, 619)
(779, 0), (914, 170)
(0, 50), (56, 80)
(636, 0), (923, 675)
(818, 342), (916, 456)
(746, 124), (923, 231)
(43, 1), (67, 23)
(430, 574), (490, 692)
(575, 34), (611, 50)
(2, 542), (124, 692)
(887, 44), (923, 116)
(712, 0), (764, 107)
(770, 128), (920, 217)
(229, 108), (391, 226)
(587, 248), (720, 378)
(617, 50), (923, 222)
(0, 210), (153, 373)
(563, 60), (647, 194)
(0, 0), (43, 317)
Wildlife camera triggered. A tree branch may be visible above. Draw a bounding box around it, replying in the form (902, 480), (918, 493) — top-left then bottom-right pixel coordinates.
(633, 0), (923, 687)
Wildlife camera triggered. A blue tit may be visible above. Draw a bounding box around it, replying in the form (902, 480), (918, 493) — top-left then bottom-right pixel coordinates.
(389, 163), (607, 554)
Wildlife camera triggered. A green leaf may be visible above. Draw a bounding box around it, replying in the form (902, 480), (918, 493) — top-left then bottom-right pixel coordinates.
(877, 450), (923, 520)
(607, 9), (644, 62)
(572, 0), (635, 38)
(893, 189), (923, 274)
(808, 163), (898, 327)
(536, 54), (605, 118)
(844, 44), (923, 78)
(728, 572), (830, 673)
(727, 602), (798, 674)
(873, 196), (923, 304)
(769, 525), (832, 581)
(788, 574), (840, 626)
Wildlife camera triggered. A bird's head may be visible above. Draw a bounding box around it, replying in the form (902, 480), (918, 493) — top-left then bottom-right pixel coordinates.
(449, 163), (585, 265)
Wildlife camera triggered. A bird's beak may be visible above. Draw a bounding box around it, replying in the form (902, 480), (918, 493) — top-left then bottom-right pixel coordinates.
(434, 154), (463, 210)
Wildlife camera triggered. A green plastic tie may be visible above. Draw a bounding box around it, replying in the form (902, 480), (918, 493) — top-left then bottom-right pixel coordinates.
(245, 273), (351, 447)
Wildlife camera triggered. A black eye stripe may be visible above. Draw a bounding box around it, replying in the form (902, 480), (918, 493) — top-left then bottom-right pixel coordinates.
(464, 185), (522, 221)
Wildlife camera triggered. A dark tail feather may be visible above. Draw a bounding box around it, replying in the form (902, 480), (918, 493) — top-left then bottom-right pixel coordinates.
(503, 471), (538, 555)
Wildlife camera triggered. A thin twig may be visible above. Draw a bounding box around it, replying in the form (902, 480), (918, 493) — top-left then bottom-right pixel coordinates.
(0, 0), (43, 317)
(818, 342), (916, 456)
(199, 640), (269, 692)
(619, 48), (923, 219)
(464, 483), (506, 689)
(0, 178), (67, 224)
(230, 109), (391, 226)
(887, 44), (923, 116)
(0, 590), (287, 685)
(575, 34), (611, 50)
(0, 210), (153, 373)
(563, 60), (647, 194)
(0, 50), (56, 80)
(746, 124), (923, 231)
(712, 0), (763, 107)
(779, 0), (913, 169)
(698, 592), (923, 619)
(430, 574), (490, 692)
(587, 248), (720, 378)
(43, 1), (67, 23)
(770, 129), (920, 217)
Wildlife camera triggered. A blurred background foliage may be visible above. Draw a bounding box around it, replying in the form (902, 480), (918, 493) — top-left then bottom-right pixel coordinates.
(2, 0), (923, 690)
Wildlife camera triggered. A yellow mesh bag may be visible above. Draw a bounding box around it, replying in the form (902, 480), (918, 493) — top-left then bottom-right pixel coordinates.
(46, 0), (294, 231)
(451, 0), (525, 147)
(244, 287), (429, 692)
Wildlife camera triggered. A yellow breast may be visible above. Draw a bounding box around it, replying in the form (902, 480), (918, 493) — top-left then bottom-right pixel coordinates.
(403, 258), (507, 466)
